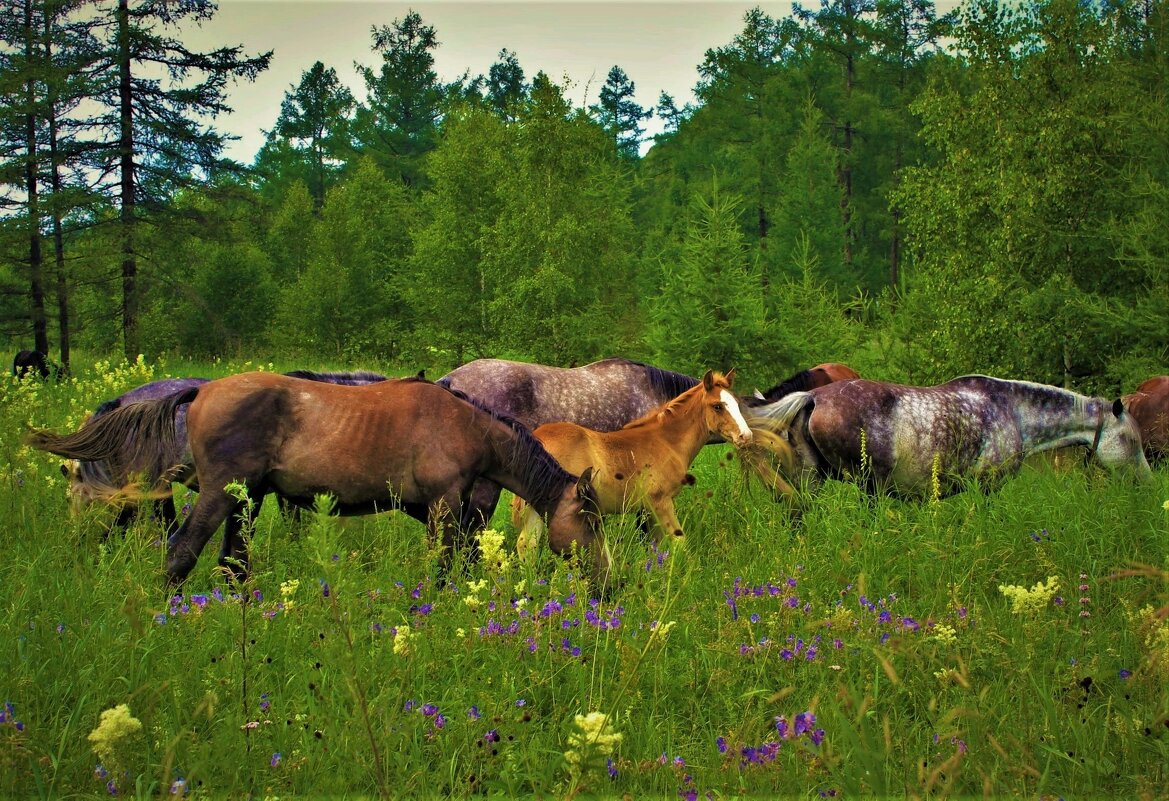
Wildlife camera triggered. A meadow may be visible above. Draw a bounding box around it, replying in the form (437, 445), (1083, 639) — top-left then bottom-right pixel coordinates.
(1, 358), (1167, 799)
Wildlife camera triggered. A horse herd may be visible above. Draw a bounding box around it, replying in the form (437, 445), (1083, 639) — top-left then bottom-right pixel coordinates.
(22, 357), (1168, 592)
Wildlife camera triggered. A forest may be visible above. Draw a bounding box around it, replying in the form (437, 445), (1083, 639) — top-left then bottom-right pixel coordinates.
(1, 0), (1166, 392)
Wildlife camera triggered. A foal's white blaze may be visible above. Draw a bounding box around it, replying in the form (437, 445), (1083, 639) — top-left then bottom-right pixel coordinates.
(721, 389), (753, 446)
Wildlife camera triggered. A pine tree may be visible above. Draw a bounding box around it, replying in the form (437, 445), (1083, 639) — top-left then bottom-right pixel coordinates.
(590, 65), (651, 159)
(82, 0), (271, 359)
(258, 61), (354, 209)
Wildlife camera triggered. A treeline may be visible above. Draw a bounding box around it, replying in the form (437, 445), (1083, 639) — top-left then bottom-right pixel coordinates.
(1, 0), (1165, 393)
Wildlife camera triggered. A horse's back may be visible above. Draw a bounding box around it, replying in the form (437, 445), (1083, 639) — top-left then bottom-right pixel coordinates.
(189, 372), (476, 503)
(531, 422), (598, 474)
(440, 356), (692, 431)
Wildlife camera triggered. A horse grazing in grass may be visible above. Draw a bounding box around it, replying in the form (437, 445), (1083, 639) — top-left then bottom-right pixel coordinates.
(743, 362), (861, 407)
(744, 375), (1151, 499)
(12, 349), (52, 380)
(29, 372), (603, 588)
(1124, 376), (1168, 463)
(60, 371), (389, 532)
(512, 370), (752, 555)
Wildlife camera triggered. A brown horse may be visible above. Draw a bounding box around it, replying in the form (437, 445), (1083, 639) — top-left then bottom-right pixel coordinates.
(28, 372), (604, 588)
(1124, 375), (1169, 463)
(511, 370), (752, 554)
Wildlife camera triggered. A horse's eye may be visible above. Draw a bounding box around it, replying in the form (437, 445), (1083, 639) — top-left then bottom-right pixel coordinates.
(713, 403), (724, 412)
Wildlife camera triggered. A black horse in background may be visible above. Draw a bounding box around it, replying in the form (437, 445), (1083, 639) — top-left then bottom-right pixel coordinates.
(12, 350), (56, 380)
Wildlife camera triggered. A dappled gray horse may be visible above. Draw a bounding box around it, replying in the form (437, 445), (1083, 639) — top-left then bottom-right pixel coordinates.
(745, 375), (1151, 498)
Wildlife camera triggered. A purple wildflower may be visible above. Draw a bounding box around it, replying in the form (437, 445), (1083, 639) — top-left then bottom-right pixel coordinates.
(716, 736), (727, 754)
(259, 694), (270, 712)
(170, 777), (187, 795)
(270, 752), (281, 767)
(1119, 669), (1132, 679)
(608, 757), (618, 779)
(515, 699), (526, 707)
(484, 729), (500, 742)
(468, 705), (481, 719)
(421, 704), (438, 717)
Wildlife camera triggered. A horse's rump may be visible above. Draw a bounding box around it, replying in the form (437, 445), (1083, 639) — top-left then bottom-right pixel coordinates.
(1124, 375), (1169, 460)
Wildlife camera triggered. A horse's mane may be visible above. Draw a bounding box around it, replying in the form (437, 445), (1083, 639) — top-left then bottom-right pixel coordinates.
(93, 398), (123, 417)
(621, 373), (732, 431)
(606, 358), (699, 401)
(950, 374), (1095, 415)
(752, 368), (822, 404)
(438, 383), (577, 508)
(283, 369), (390, 385)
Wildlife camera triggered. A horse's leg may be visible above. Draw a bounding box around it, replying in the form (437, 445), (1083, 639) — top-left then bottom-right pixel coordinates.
(460, 479), (503, 533)
(645, 495), (685, 543)
(511, 495), (545, 562)
(429, 491), (467, 579)
(165, 490), (237, 586)
(218, 490), (265, 583)
(108, 504), (136, 539)
(158, 493), (178, 534)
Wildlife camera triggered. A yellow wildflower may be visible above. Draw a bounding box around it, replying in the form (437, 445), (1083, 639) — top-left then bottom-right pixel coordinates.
(999, 576), (1060, 616)
(88, 704), (143, 772)
(477, 529), (510, 573)
(564, 711), (622, 771)
(931, 624), (958, 646)
(393, 625), (414, 656)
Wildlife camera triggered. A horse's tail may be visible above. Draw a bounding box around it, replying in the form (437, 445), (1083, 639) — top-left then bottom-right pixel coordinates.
(739, 428), (799, 500)
(27, 387), (199, 499)
(743, 391), (814, 433)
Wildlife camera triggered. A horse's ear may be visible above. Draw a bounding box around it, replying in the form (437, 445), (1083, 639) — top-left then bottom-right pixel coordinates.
(725, 367), (736, 386)
(1112, 397), (1125, 418)
(576, 466), (595, 496)
(702, 370), (715, 391)
(59, 463), (68, 478)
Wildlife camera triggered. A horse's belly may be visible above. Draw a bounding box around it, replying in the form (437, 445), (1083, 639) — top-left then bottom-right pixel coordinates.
(268, 451), (422, 506)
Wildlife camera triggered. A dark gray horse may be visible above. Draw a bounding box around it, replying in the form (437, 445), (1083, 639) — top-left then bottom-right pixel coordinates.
(745, 375), (1151, 499)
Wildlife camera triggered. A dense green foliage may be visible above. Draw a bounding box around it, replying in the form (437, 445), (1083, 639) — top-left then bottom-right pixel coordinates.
(1, 360), (1167, 798)
(2, 0), (1164, 392)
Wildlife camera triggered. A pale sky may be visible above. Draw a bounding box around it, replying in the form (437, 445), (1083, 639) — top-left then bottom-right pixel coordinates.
(186, 1), (798, 163)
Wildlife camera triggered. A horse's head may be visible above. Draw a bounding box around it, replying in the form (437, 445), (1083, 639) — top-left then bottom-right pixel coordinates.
(700, 369), (753, 448)
(1094, 398), (1152, 479)
(545, 467), (610, 589)
(58, 460), (94, 515)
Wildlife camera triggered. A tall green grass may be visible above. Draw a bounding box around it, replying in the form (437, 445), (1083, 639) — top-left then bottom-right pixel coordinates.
(1, 358), (1166, 799)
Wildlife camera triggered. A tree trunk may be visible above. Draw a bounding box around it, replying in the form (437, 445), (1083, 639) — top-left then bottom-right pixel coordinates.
(44, 15), (69, 373)
(117, 0), (139, 360)
(24, 0), (49, 355)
